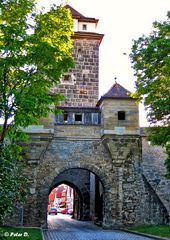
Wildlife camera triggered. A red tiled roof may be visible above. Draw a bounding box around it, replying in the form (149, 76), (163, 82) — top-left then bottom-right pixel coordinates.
(65, 5), (98, 24)
(65, 4), (85, 18)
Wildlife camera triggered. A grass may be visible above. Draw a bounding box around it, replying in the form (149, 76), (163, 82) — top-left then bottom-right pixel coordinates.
(0, 226), (43, 240)
(129, 225), (170, 238)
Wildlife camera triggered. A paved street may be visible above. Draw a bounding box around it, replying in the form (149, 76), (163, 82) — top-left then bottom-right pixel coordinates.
(43, 214), (158, 240)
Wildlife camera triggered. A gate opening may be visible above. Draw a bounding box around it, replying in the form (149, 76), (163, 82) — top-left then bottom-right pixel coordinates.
(48, 183), (82, 219)
(47, 169), (104, 228)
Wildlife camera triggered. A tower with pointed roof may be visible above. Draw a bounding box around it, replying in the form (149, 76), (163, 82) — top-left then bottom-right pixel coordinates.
(16, 5), (168, 231)
(97, 82), (139, 135)
(52, 5), (139, 136)
(54, 5), (104, 107)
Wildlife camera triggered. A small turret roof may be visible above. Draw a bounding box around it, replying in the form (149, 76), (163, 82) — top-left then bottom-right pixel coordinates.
(65, 5), (99, 24)
(103, 82), (132, 98)
(97, 82), (133, 106)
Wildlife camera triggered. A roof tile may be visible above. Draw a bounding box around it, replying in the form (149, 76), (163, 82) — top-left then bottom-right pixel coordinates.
(103, 82), (132, 98)
(65, 4), (85, 18)
(96, 82), (133, 106)
(65, 5), (98, 23)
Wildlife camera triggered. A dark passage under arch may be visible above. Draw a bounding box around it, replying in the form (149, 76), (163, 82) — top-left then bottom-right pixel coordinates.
(48, 168), (104, 228)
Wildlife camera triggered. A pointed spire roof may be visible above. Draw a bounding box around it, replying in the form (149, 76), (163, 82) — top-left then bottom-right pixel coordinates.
(65, 5), (99, 24)
(97, 82), (133, 106)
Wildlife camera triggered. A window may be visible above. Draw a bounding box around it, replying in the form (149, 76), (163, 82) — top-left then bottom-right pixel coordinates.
(118, 111), (126, 120)
(82, 24), (87, 30)
(63, 75), (70, 82)
(61, 74), (76, 85)
(64, 112), (68, 123)
(75, 113), (82, 123)
(78, 48), (82, 59)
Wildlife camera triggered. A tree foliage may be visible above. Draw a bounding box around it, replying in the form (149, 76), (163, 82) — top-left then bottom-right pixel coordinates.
(130, 12), (170, 176)
(0, 0), (74, 223)
(0, 143), (27, 224)
(0, 0), (74, 143)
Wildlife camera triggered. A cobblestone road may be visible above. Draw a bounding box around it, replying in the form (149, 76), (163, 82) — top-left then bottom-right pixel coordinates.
(43, 214), (160, 240)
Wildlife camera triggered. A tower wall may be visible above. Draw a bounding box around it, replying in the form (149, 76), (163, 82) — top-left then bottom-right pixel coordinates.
(53, 38), (101, 107)
(100, 99), (139, 135)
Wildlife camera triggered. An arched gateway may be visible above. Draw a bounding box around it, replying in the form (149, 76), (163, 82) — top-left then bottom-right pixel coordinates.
(23, 128), (143, 228)
(14, 5), (168, 229)
(49, 168), (105, 222)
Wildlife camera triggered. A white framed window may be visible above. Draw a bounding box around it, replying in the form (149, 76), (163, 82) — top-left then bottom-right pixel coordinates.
(60, 74), (76, 85)
(82, 24), (87, 30)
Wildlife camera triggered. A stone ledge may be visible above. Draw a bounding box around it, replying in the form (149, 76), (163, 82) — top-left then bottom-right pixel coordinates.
(101, 128), (140, 136)
(23, 125), (54, 134)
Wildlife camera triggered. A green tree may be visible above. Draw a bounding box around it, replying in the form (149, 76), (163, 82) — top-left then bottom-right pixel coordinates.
(130, 12), (170, 176)
(0, 143), (27, 224)
(0, 0), (74, 223)
(0, 0), (74, 143)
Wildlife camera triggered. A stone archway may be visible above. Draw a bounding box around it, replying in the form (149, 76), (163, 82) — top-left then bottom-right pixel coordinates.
(48, 168), (104, 225)
(35, 161), (112, 229)
(49, 180), (84, 221)
(49, 169), (90, 221)
(22, 135), (144, 229)
(43, 167), (106, 228)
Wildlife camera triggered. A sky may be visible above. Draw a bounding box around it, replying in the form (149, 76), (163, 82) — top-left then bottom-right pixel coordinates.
(37, 0), (169, 126)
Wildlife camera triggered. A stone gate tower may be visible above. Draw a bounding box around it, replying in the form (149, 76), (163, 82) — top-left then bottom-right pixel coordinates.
(56, 5), (103, 107)
(13, 5), (168, 229)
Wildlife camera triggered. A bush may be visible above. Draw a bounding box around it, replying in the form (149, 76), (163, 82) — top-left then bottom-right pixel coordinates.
(0, 144), (27, 224)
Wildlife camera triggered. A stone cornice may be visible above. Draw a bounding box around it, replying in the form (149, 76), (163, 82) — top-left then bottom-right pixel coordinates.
(72, 32), (104, 44)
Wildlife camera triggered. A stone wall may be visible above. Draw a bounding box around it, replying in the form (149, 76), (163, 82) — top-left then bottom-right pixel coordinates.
(142, 138), (170, 221)
(141, 175), (168, 224)
(102, 135), (143, 227)
(3, 132), (170, 228)
(11, 133), (145, 229)
(100, 99), (139, 136)
(90, 173), (96, 220)
(51, 39), (100, 107)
